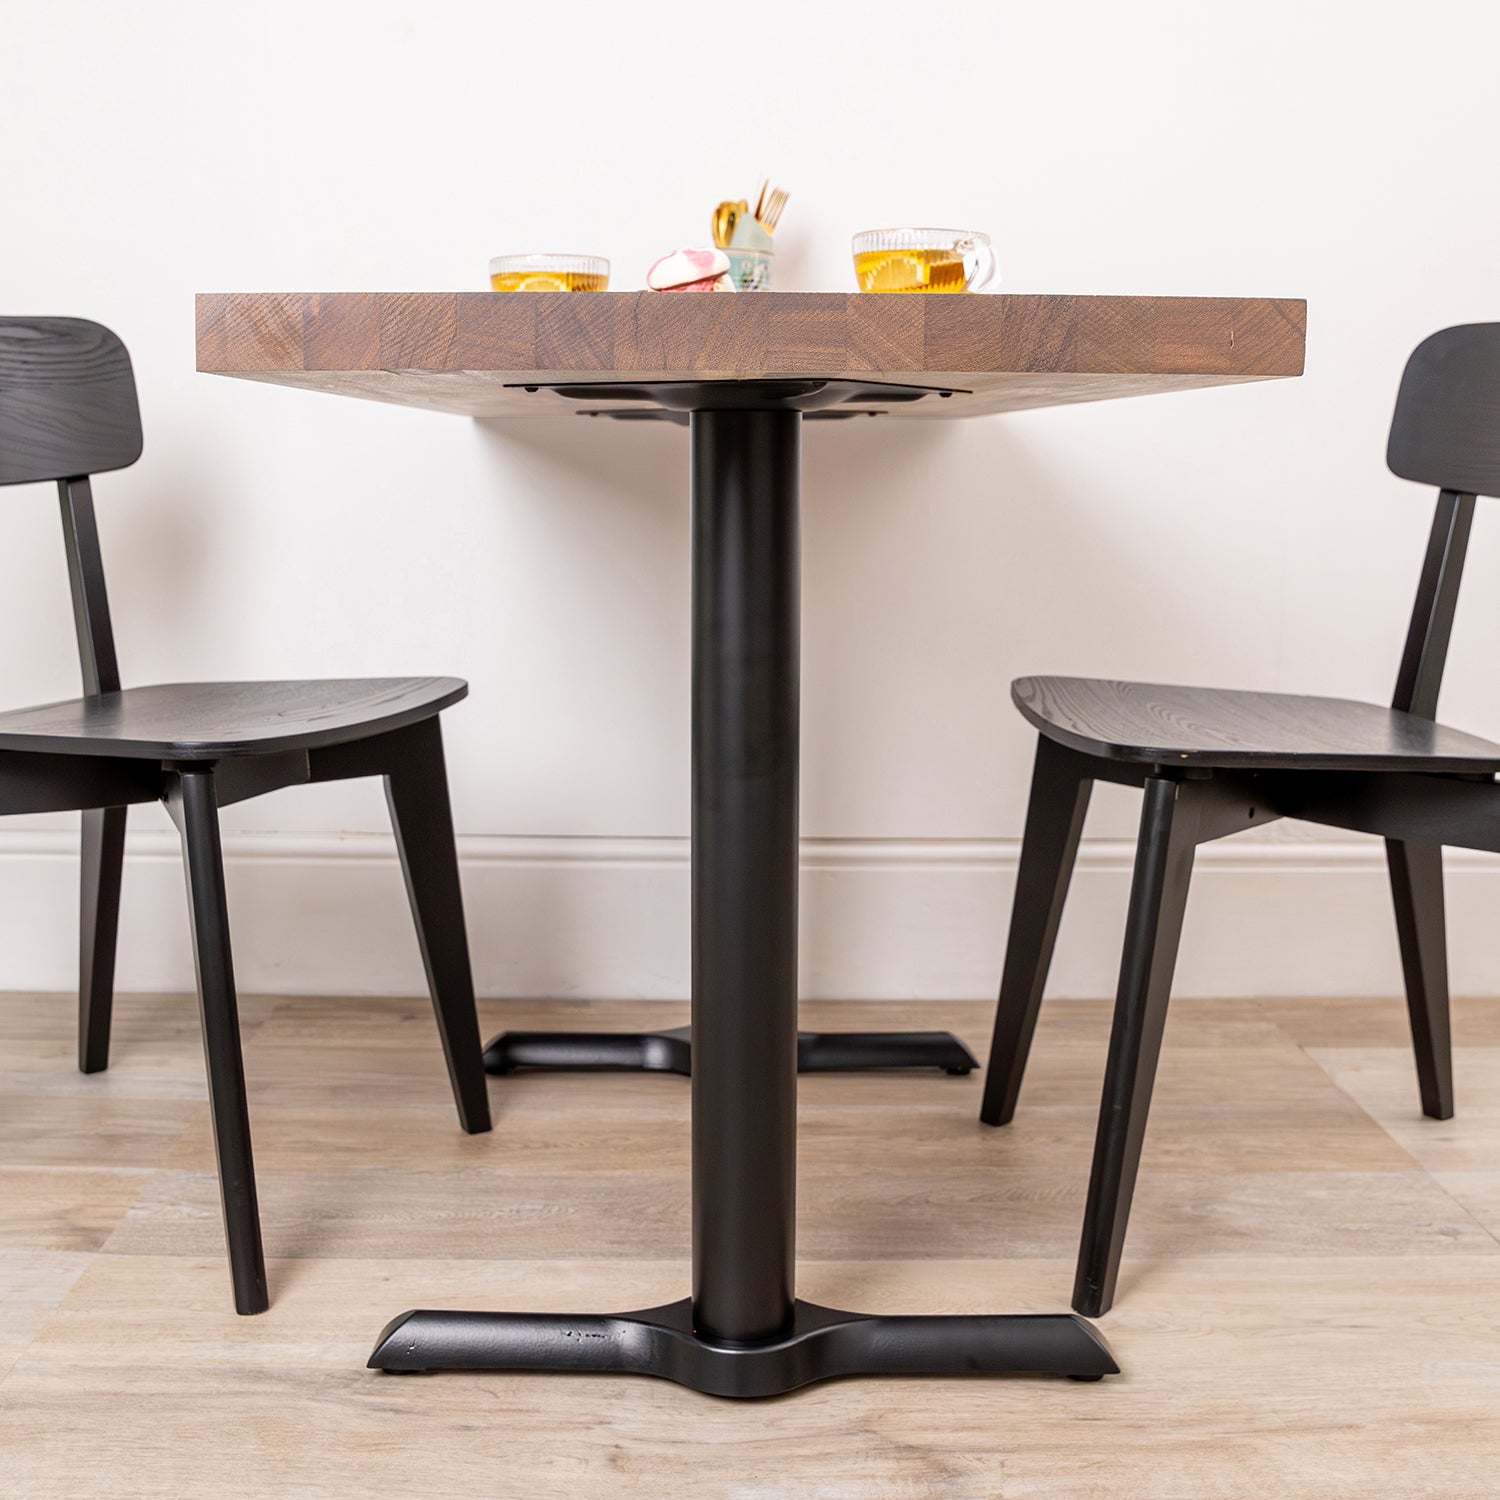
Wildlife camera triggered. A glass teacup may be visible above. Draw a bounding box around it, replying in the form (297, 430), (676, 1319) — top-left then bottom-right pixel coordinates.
(852, 229), (999, 294)
(488, 254), (609, 293)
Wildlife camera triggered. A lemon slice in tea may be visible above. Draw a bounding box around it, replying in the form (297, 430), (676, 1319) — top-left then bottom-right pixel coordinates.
(861, 251), (929, 291)
(488, 255), (610, 293)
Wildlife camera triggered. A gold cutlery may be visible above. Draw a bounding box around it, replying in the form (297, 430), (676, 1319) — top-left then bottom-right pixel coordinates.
(752, 181), (789, 235)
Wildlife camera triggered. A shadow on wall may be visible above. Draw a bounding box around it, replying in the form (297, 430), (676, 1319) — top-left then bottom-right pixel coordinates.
(467, 410), (691, 716)
(0, 449), (216, 786)
(102, 457), (221, 678)
(468, 406), (1180, 672)
(796, 413), (1205, 819)
(461, 406), (1194, 993)
(798, 414), (1201, 990)
(467, 414), (689, 987)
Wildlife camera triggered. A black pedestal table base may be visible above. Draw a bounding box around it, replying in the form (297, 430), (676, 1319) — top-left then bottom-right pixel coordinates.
(368, 1299), (1116, 1397)
(483, 1025), (977, 1077)
(371, 382), (1118, 1396)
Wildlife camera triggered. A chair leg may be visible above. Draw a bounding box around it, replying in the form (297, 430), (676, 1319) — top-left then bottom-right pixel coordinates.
(1074, 775), (1201, 1318)
(1385, 838), (1454, 1120)
(980, 737), (1093, 1126)
(383, 717), (493, 1135)
(78, 805), (127, 1074)
(168, 770), (268, 1316)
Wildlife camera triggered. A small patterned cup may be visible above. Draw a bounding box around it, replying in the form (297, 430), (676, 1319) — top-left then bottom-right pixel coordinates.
(726, 248), (773, 292)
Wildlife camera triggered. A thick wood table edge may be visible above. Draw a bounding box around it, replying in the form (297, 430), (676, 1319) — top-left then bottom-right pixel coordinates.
(194, 291), (1306, 419)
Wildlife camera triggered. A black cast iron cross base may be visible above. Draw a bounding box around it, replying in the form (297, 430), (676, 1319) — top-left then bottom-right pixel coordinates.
(484, 1024), (977, 1077)
(370, 381), (1118, 1396)
(369, 1297), (1116, 1396)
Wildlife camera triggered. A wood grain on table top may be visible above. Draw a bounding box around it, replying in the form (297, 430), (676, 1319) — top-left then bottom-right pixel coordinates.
(195, 292), (1306, 419)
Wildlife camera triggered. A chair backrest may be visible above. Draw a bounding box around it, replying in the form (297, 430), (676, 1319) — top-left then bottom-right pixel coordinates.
(0, 318), (136, 695)
(0, 318), (142, 487)
(1386, 326), (1500, 721)
(1388, 324), (1500, 499)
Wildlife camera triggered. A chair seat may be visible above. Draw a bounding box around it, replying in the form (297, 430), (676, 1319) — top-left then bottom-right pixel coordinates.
(1013, 675), (1500, 772)
(0, 677), (467, 759)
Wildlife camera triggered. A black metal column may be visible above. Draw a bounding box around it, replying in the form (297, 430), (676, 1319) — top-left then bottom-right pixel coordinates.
(690, 408), (801, 1342)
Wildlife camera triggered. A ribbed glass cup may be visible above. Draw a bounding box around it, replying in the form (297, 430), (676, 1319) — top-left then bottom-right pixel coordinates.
(488, 254), (610, 293)
(851, 229), (999, 294)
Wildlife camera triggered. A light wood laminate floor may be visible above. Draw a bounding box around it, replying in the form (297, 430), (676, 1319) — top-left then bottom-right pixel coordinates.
(2, 993), (1497, 1498)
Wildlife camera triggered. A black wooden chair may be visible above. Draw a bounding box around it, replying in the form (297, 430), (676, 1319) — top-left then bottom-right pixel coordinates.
(980, 324), (1500, 1318)
(0, 317), (492, 1314)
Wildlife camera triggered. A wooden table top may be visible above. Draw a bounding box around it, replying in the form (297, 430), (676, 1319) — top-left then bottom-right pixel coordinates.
(195, 292), (1306, 420)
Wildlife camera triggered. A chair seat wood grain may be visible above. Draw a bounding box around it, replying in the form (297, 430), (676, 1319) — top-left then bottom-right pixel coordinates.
(1012, 675), (1500, 772)
(0, 677), (467, 759)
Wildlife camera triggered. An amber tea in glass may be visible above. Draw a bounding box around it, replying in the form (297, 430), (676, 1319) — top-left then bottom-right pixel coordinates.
(854, 246), (968, 293)
(488, 254), (609, 293)
(851, 230), (999, 294)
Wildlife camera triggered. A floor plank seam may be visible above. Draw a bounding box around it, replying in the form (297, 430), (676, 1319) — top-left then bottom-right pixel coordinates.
(1293, 1035), (1500, 1254)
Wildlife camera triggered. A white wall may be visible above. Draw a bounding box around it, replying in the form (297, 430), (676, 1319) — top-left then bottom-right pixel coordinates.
(4, 0), (1500, 999)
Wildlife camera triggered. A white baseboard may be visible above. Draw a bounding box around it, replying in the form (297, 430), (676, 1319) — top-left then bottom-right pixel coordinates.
(2, 826), (1499, 1000)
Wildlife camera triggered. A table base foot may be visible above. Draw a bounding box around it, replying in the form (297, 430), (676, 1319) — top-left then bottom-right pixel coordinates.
(483, 1026), (977, 1077)
(368, 1298), (1116, 1397)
